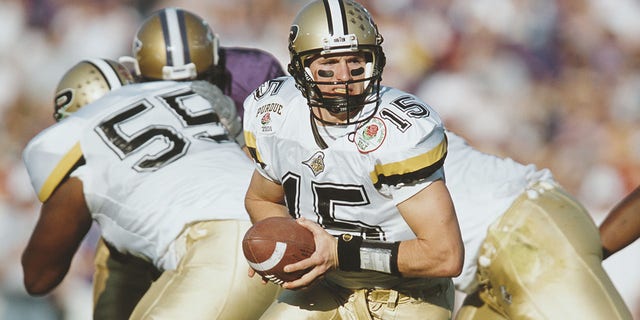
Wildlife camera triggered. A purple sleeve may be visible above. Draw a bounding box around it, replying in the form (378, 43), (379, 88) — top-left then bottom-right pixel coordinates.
(222, 48), (286, 119)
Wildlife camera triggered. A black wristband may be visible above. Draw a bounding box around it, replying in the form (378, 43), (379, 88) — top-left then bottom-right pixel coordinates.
(389, 241), (401, 276)
(337, 234), (363, 271)
(337, 234), (401, 276)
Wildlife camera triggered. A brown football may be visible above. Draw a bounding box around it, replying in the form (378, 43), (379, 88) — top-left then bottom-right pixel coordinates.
(242, 216), (315, 285)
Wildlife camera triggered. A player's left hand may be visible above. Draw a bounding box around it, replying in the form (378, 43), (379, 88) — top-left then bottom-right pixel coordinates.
(281, 217), (338, 290)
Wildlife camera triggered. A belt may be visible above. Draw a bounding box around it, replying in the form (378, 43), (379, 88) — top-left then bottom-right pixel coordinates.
(104, 242), (158, 271)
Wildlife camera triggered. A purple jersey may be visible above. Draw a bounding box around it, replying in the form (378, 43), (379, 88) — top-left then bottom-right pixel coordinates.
(221, 47), (286, 119)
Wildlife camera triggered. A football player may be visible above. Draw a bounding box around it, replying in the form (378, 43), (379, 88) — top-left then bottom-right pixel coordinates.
(242, 0), (633, 319)
(120, 7), (285, 121)
(243, 1), (464, 319)
(443, 131), (632, 319)
(21, 58), (280, 319)
(90, 7), (286, 319)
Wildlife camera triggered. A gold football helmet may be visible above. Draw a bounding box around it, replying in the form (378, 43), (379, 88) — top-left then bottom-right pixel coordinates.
(53, 58), (134, 121)
(288, 0), (385, 122)
(132, 7), (220, 81)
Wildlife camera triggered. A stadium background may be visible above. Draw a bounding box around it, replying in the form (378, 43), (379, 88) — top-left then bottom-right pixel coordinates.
(0, 0), (638, 318)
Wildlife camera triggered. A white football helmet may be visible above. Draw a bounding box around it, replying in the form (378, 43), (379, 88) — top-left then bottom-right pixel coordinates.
(131, 7), (221, 82)
(54, 58), (134, 121)
(288, 0), (385, 124)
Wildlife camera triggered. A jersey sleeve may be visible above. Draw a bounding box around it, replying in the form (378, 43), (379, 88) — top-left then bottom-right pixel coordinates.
(370, 123), (447, 189)
(243, 81), (273, 181)
(22, 120), (85, 202)
(369, 92), (448, 202)
(242, 77), (295, 183)
(243, 87), (263, 169)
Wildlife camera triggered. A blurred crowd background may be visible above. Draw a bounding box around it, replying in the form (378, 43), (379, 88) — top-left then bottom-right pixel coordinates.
(0, 0), (638, 319)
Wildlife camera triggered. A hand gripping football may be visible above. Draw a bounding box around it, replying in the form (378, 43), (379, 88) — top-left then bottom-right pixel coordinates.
(242, 216), (315, 285)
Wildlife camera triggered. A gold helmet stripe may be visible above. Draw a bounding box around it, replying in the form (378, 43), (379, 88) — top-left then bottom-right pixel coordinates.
(85, 58), (124, 90)
(160, 7), (189, 68)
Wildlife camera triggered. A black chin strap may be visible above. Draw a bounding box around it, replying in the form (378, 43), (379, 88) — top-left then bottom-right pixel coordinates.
(310, 112), (329, 150)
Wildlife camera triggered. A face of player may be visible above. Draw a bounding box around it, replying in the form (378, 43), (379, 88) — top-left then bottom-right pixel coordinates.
(308, 53), (367, 98)
(307, 52), (368, 124)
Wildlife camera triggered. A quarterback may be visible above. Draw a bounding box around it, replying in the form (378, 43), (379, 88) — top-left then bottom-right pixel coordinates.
(21, 58), (279, 319)
(243, 0), (464, 319)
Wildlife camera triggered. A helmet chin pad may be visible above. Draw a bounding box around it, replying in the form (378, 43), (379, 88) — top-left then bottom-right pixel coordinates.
(309, 93), (378, 127)
(118, 56), (141, 78)
(162, 63), (198, 80)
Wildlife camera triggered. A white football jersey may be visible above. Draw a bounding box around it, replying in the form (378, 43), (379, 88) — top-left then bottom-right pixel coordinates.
(444, 130), (554, 291)
(23, 81), (254, 270)
(243, 77), (448, 243)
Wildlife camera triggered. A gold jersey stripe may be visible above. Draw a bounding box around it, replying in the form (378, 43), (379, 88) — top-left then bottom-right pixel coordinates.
(244, 130), (257, 149)
(38, 142), (83, 202)
(370, 137), (447, 188)
(244, 130), (265, 167)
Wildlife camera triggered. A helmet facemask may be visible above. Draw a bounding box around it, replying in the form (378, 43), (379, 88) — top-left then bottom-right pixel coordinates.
(287, 0), (386, 126)
(291, 47), (384, 126)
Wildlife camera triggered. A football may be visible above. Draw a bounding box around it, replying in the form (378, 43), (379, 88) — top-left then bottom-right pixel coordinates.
(242, 216), (315, 285)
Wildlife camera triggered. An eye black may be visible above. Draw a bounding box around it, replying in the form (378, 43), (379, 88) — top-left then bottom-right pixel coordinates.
(350, 67), (364, 76)
(318, 70), (334, 78)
